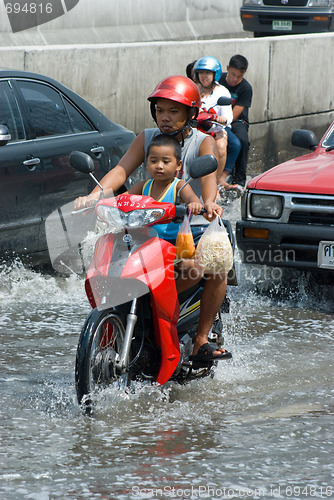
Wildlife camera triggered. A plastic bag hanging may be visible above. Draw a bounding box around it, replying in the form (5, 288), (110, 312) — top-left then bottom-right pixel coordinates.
(194, 216), (233, 273)
(175, 210), (195, 259)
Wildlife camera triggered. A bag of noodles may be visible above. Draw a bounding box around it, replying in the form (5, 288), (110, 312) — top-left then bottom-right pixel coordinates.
(194, 216), (233, 273)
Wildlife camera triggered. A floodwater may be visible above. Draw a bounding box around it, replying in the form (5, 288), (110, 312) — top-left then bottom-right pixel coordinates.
(1, 202), (333, 500)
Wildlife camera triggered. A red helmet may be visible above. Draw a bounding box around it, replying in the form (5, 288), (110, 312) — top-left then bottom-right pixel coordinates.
(148, 75), (201, 122)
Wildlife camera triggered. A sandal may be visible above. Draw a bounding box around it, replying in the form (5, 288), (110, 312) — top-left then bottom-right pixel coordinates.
(189, 342), (232, 362)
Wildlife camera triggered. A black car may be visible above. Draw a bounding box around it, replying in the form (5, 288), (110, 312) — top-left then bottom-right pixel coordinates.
(0, 68), (135, 266)
(240, 0), (334, 37)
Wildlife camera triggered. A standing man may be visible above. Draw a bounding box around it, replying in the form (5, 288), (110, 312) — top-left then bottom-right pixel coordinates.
(220, 54), (252, 188)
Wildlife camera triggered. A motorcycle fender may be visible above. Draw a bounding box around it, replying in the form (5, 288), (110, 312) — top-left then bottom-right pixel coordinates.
(121, 237), (168, 283)
(122, 237), (181, 385)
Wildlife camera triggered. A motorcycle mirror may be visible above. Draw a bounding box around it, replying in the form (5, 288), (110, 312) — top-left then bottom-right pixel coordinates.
(176, 155), (217, 205)
(69, 151), (95, 174)
(189, 154), (217, 179)
(217, 96), (232, 106)
(69, 150), (104, 197)
(0, 125), (11, 147)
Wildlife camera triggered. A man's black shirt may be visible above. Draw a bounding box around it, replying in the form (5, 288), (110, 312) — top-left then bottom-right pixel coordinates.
(219, 73), (252, 126)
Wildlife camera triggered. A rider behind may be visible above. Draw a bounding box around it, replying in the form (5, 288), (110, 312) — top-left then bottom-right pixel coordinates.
(193, 57), (241, 194)
(219, 54), (253, 188)
(74, 75), (227, 360)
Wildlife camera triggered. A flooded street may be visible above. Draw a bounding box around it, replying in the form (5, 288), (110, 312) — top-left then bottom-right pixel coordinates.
(1, 202), (334, 499)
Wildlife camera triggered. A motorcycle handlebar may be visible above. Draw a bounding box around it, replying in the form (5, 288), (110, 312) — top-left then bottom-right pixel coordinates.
(71, 196), (207, 221)
(71, 203), (96, 215)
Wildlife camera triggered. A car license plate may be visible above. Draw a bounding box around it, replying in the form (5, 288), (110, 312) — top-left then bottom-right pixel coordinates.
(317, 241), (334, 269)
(272, 20), (292, 31)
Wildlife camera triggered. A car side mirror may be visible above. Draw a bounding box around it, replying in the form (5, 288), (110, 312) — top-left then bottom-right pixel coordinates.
(291, 129), (318, 151)
(0, 125), (11, 147)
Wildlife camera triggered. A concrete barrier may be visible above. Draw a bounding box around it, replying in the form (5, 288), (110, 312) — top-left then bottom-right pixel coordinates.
(0, 32), (333, 174)
(0, 0), (244, 45)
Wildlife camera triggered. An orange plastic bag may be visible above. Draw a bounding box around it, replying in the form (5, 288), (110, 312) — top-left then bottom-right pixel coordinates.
(175, 212), (195, 259)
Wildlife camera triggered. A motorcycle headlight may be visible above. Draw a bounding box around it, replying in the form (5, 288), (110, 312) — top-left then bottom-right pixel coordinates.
(96, 205), (165, 229)
(250, 194), (283, 219)
(126, 209), (165, 227)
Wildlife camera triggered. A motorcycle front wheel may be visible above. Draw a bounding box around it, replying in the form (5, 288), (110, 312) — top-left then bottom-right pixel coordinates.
(75, 307), (130, 410)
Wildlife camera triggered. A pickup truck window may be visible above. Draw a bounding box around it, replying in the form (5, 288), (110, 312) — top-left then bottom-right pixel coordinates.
(322, 123), (334, 149)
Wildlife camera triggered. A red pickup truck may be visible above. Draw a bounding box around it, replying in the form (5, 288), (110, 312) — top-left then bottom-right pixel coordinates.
(236, 121), (334, 274)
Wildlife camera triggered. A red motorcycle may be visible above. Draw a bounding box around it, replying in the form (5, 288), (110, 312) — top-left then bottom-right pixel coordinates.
(194, 96), (232, 137)
(69, 151), (233, 412)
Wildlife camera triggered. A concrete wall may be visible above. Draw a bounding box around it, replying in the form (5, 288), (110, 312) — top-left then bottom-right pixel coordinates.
(0, 0), (244, 46)
(0, 32), (333, 174)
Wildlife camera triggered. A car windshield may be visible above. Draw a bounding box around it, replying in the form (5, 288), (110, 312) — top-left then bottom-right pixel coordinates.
(322, 122), (334, 149)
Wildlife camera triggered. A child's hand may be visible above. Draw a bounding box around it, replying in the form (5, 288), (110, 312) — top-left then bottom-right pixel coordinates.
(187, 202), (203, 215)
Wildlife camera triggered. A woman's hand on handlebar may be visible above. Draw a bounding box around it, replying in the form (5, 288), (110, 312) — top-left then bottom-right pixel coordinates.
(214, 116), (227, 126)
(203, 200), (223, 220)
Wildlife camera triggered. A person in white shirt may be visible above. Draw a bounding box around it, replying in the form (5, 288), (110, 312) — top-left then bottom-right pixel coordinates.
(194, 57), (241, 193)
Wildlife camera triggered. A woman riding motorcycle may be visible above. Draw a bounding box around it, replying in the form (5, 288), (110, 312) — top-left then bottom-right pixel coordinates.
(194, 56), (241, 193)
(74, 75), (227, 361)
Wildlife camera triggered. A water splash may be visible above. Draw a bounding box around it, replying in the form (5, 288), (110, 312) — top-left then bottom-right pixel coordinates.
(0, 259), (86, 305)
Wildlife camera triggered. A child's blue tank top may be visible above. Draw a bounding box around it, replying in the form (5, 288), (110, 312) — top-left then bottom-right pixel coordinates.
(142, 178), (180, 242)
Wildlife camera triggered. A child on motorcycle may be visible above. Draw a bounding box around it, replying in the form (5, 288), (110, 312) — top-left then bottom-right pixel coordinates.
(125, 133), (206, 293)
(126, 133), (203, 232)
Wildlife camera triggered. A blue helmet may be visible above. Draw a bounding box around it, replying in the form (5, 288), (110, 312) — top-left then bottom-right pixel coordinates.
(193, 56), (222, 82)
